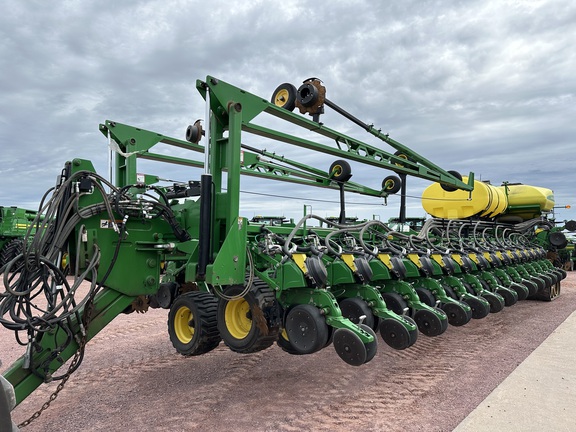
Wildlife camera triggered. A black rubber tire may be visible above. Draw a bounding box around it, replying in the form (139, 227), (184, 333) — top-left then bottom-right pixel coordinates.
(0, 238), (24, 269)
(333, 328), (367, 366)
(271, 83), (297, 111)
(441, 302), (472, 326)
(443, 285), (459, 300)
(285, 304), (329, 354)
(329, 160), (352, 183)
(382, 175), (402, 194)
(462, 296), (490, 319)
(339, 297), (375, 330)
(414, 309), (446, 337)
(482, 292), (505, 313)
(440, 170), (463, 192)
(497, 288), (518, 307)
(379, 317), (412, 350)
(393, 150), (414, 167)
(217, 281), (280, 353)
(510, 283), (529, 301)
(381, 292), (408, 316)
(168, 292), (221, 356)
(277, 328), (303, 355)
(415, 287), (436, 307)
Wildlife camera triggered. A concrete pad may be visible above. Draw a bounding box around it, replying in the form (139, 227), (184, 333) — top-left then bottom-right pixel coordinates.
(454, 310), (576, 432)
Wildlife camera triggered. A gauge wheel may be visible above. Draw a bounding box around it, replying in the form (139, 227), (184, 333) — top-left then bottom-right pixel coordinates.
(381, 292), (409, 316)
(339, 297), (376, 330)
(415, 287), (436, 307)
(285, 304), (329, 354)
(217, 280), (280, 353)
(329, 160), (352, 182)
(271, 83), (297, 111)
(168, 292), (221, 356)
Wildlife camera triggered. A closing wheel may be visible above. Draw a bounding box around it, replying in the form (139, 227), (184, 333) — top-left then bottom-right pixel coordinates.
(285, 304), (329, 354)
(271, 83), (297, 111)
(381, 291), (408, 316)
(217, 281), (280, 353)
(482, 292), (505, 313)
(329, 159), (352, 183)
(168, 292), (221, 356)
(462, 296), (490, 319)
(382, 175), (402, 195)
(359, 324), (378, 363)
(379, 318), (412, 350)
(510, 283), (529, 301)
(441, 302), (472, 326)
(333, 328), (367, 366)
(497, 288), (518, 306)
(339, 297), (375, 330)
(521, 279), (538, 296)
(415, 287), (436, 307)
(414, 309), (446, 337)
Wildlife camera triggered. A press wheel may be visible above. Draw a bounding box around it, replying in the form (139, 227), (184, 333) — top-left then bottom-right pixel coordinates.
(285, 304), (329, 354)
(510, 283), (529, 301)
(333, 328), (367, 366)
(414, 309), (446, 337)
(497, 287), (518, 306)
(462, 296), (490, 319)
(482, 292), (505, 313)
(379, 317), (412, 350)
(441, 302), (472, 326)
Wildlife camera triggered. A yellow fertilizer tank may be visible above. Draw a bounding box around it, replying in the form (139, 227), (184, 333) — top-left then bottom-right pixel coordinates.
(421, 177), (555, 220)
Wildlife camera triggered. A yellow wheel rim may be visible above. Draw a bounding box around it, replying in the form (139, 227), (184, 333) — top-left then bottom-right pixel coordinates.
(394, 153), (409, 167)
(332, 165), (343, 176)
(225, 298), (252, 339)
(174, 306), (194, 344)
(273, 89), (290, 107)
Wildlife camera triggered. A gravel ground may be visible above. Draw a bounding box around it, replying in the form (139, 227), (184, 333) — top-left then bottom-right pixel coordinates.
(2, 272), (575, 432)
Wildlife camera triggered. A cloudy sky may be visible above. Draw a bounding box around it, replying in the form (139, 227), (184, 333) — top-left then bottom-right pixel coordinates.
(1, 0), (574, 224)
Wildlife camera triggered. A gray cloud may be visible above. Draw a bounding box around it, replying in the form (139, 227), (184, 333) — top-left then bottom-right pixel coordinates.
(0, 0), (574, 222)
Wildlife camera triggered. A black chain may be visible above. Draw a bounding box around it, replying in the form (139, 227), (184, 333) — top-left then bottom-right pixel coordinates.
(17, 291), (97, 428)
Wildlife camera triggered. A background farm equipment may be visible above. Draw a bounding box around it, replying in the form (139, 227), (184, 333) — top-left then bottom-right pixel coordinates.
(0, 76), (565, 428)
(0, 207), (39, 268)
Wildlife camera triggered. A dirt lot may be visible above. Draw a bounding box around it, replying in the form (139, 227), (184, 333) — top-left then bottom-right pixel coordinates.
(2, 272), (575, 432)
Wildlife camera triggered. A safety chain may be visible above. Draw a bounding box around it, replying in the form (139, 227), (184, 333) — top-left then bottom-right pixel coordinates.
(18, 291), (97, 428)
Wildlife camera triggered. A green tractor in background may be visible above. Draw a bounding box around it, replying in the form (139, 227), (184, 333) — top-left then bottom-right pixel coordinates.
(0, 206), (39, 267)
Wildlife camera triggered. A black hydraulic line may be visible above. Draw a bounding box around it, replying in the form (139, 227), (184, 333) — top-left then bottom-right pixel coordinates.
(197, 174), (212, 278)
(324, 98), (372, 131)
